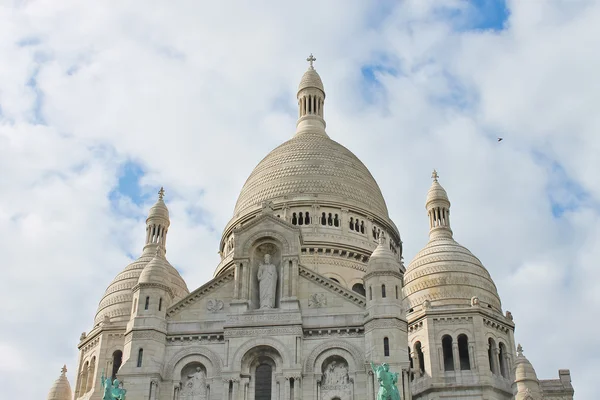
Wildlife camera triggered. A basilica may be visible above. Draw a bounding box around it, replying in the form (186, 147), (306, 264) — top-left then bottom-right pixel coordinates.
(47, 56), (575, 400)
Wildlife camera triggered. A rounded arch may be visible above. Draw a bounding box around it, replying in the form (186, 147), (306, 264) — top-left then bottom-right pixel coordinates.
(232, 337), (291, 370)
(241, 230), (293, 255)
(163, 346), (223, 379)
(303, 339), (364, 374)
(324, 272), (347, 287)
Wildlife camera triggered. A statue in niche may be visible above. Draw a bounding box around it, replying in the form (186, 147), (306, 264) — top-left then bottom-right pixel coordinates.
(257, 253), (278, 309)
(181, 367), (207, 400)
(324, 360), (349, 385)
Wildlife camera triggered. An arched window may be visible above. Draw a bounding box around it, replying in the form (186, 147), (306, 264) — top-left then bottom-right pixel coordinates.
(292, 213), (298, 225)
(381, 284), (386, 298)
(330, 277), (340, 284)
(334, 214), (340, 227)
(79, 361), (89, 394)
(137, 349), (143, 368)
(352, 283), (366, 296)
(111, 350), (123, 380)
(360, 221), (365, 233)
(355, 220), (360, 232)
(369, 286), (373, 300)
(86, 357), (96, 391)
(305, 212), (310, 224)
(458, 334), (471, 370)
(255, 363), (272, 400)
(144, 296), (149, 310)
(321, 212), (326, 225)
(499, 342), (508, 378)
(372, 226), (377, 239)
(488, 338), (497, 374)
(416, 342), (425, 374)
(328, 213), (333, 226)
(395, 285), (398, 299)
(158, 297), (163, 311)
(349, 217), (354, 230)
(384, 337), (390, 357)
(298, 212), (304, 225)
(442, 335), (454, 371)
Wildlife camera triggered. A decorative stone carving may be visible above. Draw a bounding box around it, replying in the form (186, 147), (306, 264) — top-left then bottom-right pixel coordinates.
(505, 310), (513, 321)
(323, 360), (349, 385)
(423, 299), (431, 309)
(206, 299), (224, 313)
(181, 367), (207, 400)
(258, 253), (278, 309)
(471, 296), (480, 307)
(308, 293), (327, 308)
(80, 332), (87, 341)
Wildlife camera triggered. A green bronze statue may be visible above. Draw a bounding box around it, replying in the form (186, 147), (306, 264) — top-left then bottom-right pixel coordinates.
(101, 369), (127, 400)
(370, 362), (401, 400)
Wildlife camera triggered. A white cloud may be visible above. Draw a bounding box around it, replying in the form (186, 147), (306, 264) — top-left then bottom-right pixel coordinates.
(0, 0), (597, 397)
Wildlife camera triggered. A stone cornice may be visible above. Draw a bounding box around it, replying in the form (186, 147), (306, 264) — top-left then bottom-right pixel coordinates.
(299, 265), (366, 307)
(167, 270), (234, 318)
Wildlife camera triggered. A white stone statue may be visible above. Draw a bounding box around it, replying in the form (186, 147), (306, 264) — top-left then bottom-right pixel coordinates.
(257, 253), (278, 309)
(181, 367), (206, 400)
(324, 360), (349, 385)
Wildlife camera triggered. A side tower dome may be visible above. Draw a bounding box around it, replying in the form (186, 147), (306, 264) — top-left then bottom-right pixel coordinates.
(93, 188), (189, 326)
(47, 365), (72, 400)
(218, 55), (402, 291)
(404, 170), (501, 310)
(513, 345), (543, 400)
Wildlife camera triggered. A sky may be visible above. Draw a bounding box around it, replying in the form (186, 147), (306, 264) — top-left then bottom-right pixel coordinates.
(0, 0), (598, 397)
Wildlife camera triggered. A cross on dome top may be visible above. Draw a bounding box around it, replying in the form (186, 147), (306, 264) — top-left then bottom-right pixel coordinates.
(431, 169), (439, 182)
(158, 186), (165, 200)
(61, 365), (67, 376)
(517, 344), (524, 356)
(307, 53), (316, 69)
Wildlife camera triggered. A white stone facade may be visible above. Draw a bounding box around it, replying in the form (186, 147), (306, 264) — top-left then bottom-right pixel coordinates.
(56, 57), (574, 400)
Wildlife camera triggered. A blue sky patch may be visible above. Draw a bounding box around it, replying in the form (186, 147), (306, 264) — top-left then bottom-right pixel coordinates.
(360, 57), (399, 106)
(437, 0), (509, 32)
(110, 160), (147, 207)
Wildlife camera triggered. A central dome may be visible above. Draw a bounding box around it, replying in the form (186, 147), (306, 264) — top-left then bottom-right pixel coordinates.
(233, 132), (390, 219)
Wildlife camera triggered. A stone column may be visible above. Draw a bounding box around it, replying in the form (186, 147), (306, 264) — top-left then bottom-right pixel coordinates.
(231, 378), (239, 400)
(452, 342), (460, 372)
(291, 258), (299, 298)
(493, 348), (501, 376)
(293, 376), (301, 400)
(284, 377), (290, 400)
(173, 382), (181, 400)
(222, 379), (230, 400)
(234, 263), (241, 299)
(240, 377), (250, 400)
(469, 344), (477, 371)
(367, 371), (374, 400)
(315, 374), (322, 400)
(150, 379), (159, 400)
(282, 258), (289, 300)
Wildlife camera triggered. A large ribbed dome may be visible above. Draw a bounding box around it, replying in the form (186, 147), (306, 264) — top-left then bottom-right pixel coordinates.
(233, 132), (390, 219)
(404, 236), (501, 310)
(94, 250), (188, 326)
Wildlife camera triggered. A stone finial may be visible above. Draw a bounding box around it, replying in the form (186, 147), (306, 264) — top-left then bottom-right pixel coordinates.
(261, 201), (274, 215)
(505, 310), (513, 320)
(517, 344), (524, 356)
(158, 186), (165, 200)
(431, 169), (439, 182)
(307, 53), (316, 69)
(61, 365), (67, 376)
(80, 332), (86, 341)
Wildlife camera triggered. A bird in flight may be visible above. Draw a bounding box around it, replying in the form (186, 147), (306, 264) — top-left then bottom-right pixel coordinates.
(497, 137), (503, 142)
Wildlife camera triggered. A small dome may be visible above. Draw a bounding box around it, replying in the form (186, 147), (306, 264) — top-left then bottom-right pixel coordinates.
(366, 234), (400, 275)
(404, 236), (501, 310)
(514, 344), (540, 382)
(148, 189), (169, 220)
(94, 249), (188, 326)
(298, 68), (324, 93)
(426, 175), (449, 207)
(47, 365), (72, 400)
(138, 249), (170, 285)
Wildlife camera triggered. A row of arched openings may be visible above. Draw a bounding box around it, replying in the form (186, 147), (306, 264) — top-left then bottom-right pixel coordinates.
(146, 223), (166, 245)
(442, 334), (471, 371)
(489, 338), (509, 378)
(349, 217), (365, 233)
(77, 350), (123, 397)
(409, 342), (426, 381)
(299, 94), (323, 118)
